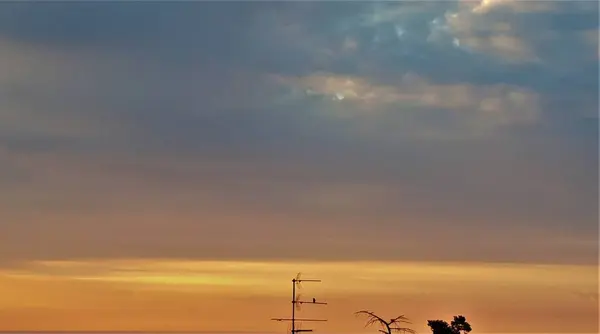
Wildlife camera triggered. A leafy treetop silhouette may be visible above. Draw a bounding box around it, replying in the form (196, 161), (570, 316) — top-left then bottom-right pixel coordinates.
(355, 310), (416, 334)
(427, 315), (472, 334)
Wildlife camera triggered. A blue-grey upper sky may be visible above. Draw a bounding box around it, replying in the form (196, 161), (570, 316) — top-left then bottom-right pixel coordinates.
(0, 1), (597, 265)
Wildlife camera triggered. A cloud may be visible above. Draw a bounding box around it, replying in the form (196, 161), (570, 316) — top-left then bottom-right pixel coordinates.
(273, 71), (540, 135)
(0, 139), (596, 265)
(0, 1), (596, 268)
(468, 0), (558, 14)
(432, 4), (540, 63)
(432, 0), (599, 67)
(445, 15), (537, 63)
(0, 36), (135, 152)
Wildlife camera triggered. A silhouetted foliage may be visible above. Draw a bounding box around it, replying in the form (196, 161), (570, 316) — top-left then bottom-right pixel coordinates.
(355, 310), (416, 334)
(427, 315), (472, 334)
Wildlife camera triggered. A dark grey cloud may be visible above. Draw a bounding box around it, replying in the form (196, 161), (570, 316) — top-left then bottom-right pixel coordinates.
(0, 2), (596, 94)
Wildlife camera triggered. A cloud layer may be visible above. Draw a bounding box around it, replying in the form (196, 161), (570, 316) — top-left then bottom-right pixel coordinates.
(0, 1), (597, 266)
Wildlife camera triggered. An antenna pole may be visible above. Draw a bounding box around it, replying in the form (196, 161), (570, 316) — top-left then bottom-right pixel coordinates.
(292, 278), (296, 334)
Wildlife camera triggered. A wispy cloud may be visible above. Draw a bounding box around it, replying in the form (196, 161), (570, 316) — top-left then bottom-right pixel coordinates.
(274, 71), (540, 132)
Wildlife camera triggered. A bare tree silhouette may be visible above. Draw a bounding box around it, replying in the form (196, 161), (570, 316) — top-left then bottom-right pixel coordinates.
(427, 315), (472, 334)
(355, 310), (416, 334)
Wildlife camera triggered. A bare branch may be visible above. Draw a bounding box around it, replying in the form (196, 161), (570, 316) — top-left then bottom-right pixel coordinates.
(355, 310), (388, 328)
(391, 315), (412, 324)
(390, 327), (417, 334)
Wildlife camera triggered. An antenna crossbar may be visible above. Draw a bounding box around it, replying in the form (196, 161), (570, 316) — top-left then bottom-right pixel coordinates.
(294, 301), (328, 305)
(271, 318), (327, 322)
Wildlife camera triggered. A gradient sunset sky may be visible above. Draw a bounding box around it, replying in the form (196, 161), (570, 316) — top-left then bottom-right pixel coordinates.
(0, 1), (598, 333)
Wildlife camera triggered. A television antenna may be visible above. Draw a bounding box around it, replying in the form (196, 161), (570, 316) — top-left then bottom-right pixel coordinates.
(271, 272), (328, 334)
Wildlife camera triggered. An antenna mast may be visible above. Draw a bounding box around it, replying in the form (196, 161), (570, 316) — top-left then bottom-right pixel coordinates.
(271, 272), (328, 334)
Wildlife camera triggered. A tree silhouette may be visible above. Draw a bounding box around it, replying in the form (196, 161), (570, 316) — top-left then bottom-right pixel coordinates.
(355, 310), (416, 334)
(427, 315), (472, 334)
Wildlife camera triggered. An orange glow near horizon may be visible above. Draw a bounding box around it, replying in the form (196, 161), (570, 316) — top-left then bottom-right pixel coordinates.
(0, 259), (597, 333)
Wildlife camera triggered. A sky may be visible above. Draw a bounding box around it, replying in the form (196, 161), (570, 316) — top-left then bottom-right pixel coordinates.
(0, 1), (597, 333)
